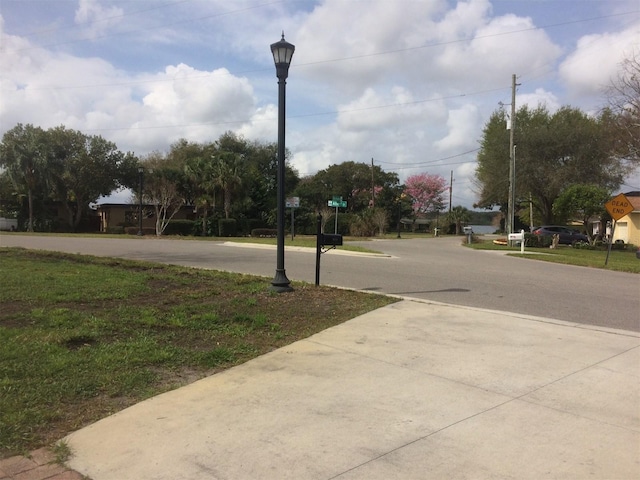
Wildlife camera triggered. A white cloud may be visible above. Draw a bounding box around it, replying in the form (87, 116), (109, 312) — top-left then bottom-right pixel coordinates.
(434, 104), (481, 151)
(517, 88), (560, 112)
(141, 65), (255, 124)
(0, 27), (258, 155)
(237, 104), (277, 142)
(433, 13), (562, 90)
(559, 23), (640, 100)
(336, 87), (446, 132)
(118, 66), (257, 153)
(74, 0), (124, 39)
(295, 0), (447, 97)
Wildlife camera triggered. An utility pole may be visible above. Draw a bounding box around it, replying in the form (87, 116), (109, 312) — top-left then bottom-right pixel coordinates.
(529, 192), (533, 232)
(371, 158), (375, 208)
(507, 73), (518, 239)
(448, 170), (453, 215)
(512, 144), (517, 231)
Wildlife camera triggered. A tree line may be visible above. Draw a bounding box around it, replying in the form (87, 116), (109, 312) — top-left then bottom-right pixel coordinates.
(475, 51), (639, 237)
(0, 126), (456, 236)
(0, 124), (138, 232)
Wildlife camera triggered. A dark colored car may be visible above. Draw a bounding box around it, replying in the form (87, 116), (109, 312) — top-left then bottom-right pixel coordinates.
(532, 226), (589, 245)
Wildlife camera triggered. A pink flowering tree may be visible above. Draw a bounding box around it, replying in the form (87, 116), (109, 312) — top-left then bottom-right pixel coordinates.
(404, 173), (448, 217)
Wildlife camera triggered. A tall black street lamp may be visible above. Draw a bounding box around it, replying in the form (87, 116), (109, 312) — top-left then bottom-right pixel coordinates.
(137, 167), (144, 236)
(270, 33), (295, 292)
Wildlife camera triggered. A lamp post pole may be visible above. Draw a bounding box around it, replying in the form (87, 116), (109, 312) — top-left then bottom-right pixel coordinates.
(137, 167), (144, 236)
(396, 188), (404, 239)
(270, 33), (295, 292)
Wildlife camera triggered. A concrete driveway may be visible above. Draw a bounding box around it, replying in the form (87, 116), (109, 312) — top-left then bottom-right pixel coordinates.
(64, 300), (640, 479)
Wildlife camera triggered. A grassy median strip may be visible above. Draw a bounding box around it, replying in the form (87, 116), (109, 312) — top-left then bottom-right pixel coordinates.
(0, 247), (397, 458)
(467, 240), (640, 273)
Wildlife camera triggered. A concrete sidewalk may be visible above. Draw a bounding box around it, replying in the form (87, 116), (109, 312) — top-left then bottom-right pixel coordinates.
(65, 300), (640, 479)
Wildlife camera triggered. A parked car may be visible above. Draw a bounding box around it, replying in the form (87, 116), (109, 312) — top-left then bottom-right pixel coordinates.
(532, 226), (589, 245)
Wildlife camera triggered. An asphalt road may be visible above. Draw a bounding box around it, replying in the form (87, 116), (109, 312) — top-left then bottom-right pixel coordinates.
(1, 234), (638, 332)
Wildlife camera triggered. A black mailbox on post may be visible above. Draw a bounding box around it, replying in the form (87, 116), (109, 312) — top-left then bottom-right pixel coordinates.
(321, 233), (343, 246)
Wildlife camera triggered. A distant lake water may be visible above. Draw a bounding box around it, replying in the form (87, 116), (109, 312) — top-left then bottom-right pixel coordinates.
(469, 225), (497, 234)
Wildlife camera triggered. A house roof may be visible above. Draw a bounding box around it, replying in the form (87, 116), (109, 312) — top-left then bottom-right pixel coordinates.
(624, 192), (640, 212)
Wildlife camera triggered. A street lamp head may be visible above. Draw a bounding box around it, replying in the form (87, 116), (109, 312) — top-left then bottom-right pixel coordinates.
(138, 166), (144, 174)
(270, 32), (295, 79)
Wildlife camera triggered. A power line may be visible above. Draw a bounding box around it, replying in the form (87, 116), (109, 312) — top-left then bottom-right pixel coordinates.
(378, 149), (479, 166)
(294, 10), (639, 69)
(388, 159), (476, 171)
(79, 88), (506, 133)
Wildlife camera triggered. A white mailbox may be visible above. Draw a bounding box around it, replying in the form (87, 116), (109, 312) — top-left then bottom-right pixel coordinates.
(508, 231), (524, 241)
(507, 230), (526, 253)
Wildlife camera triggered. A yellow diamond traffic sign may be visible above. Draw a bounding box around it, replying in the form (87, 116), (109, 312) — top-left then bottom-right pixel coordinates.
(605, 193), (633, 221)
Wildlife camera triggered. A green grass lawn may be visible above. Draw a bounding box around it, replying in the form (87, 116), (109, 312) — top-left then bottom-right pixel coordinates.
(0, 248), (397, 458)
(467, 239), (640, 273)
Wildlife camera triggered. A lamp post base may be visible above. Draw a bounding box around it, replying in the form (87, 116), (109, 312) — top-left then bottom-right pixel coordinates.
(270, 269), (293, 293)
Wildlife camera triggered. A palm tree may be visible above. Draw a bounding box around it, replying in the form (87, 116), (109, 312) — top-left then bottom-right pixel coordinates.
(448, 205), (471, 235)
(214, 152), (244, 219)
(185, 155), (218, 235)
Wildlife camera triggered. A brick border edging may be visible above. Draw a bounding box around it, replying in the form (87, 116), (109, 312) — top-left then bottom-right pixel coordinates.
(0, 448), (84, 480)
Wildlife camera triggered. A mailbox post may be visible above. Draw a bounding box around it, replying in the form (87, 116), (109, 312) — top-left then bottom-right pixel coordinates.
(508, 229), (525, 253)
(463, 226), (473, 244)
(315, 214), (343, 286)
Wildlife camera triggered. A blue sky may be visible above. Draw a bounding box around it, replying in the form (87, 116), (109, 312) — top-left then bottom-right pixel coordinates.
(1, 0), (639, 208)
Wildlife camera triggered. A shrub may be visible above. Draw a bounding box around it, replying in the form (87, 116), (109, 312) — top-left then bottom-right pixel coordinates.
(295, 214), (318, 235)
(524, 233), (553, 248)
(192, 218), (216, 236)
(162, 220), (196, 236)
(218, 218), (237, 237)
(247, 218), (268, 232)
(332, 212), (356, 236)
(349, 213), (377, 237)
(612, 240), (627, 250)
(251, 228), (277, 237)
(124, 226), (155, 235)
(295, 213), (320, 235)
(572, 241), (595, 250)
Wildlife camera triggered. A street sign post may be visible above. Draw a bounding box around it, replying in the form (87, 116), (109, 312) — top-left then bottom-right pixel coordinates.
(285, 197), (300, 208)
(604, 193), (632, 266)
(327, 196), (347, 233)
(286, 197), (300, 240)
